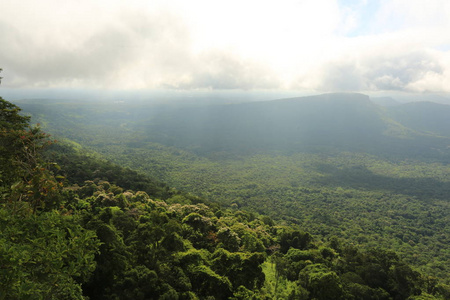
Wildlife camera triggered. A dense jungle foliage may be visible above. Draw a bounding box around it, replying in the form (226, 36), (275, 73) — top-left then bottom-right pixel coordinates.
(14, 94), (450, 285)
(3, 96), (449, 299)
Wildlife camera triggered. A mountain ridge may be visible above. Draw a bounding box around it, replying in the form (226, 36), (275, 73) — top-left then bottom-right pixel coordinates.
(387, 101), (450, 138)
(142, 93), (449, 158)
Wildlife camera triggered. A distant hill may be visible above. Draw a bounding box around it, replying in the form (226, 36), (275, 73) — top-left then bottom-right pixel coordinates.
(145, 93), (379, 152)
(13, 92), (450, 160)
(370, 96), (400, 107)
(144, 93), (450, 158)
(387, 101), (450, 138)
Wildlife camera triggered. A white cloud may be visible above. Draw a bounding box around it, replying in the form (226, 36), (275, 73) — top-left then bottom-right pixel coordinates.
(1, 0), (450, 93)
(374, 0), (450, 32)
(294, 36), (449, 92)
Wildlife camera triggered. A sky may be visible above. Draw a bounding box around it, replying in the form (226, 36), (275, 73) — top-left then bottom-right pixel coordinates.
(1, 0), (450, 95)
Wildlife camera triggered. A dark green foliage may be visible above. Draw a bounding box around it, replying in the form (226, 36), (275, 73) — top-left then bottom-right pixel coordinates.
(280, 230), (313, 253)
(1, 151), (446, 299)
(2, 98), (449, 299)
(117, 266), (159, 299)
(0, 210), (99, 300)
(0, 97), (31, 188)
(45, 143), (174, 200)
(1, 97), (64, 213)
(299, 264), (345, 300)
(211, 248), (265, 290)
(188, 265), (233, 299)
(65, 179), (278, 299)
(17, 95), (450, 283)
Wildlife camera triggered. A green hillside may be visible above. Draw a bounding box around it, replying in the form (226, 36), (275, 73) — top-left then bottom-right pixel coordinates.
(136, 93), (448, 158)
(16, 93), (450, 160)
(12, 93), (450, 284)
(388, 101), (450, 138)
(2, 96), (450, 299)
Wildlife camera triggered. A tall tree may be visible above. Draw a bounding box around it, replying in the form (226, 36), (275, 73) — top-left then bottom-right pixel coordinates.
(0, 73), (61, 212)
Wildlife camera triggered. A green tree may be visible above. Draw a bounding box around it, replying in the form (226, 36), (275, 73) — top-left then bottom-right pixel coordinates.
(299, 264), (345, 300)
(211, 248), (265, 290)
(0, 210), (100, 300)
(1, 96), (62, 213)
(280, 230), (313, 253)
(0, 97), (31, 188)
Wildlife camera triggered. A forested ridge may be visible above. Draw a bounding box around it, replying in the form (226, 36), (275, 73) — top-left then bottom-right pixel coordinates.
(14, 93), (450, 284)
(2, 96), (450, 299)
